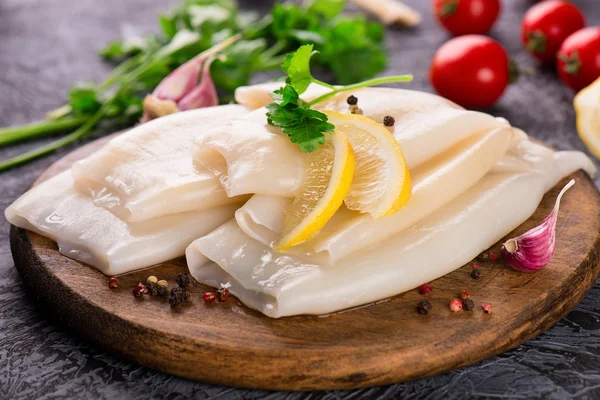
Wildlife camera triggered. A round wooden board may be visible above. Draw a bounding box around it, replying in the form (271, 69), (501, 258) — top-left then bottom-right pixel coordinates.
(9, 136), (600, 391)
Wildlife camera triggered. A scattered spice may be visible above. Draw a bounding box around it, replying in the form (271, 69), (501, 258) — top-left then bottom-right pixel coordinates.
(108, 276), (118, 289)
(169, 286), (191, 307)
(203, 292), (217, 304)
(472, 262), (479, 269)
(146, 282), (159, 296)
(146, 275), (158, 285)
(471, 269), (481, 280)
(449, 298), (463, 312)
(133, 282), (147, 297)
(217, 287), (230, 302)
(481, 303), (492, 314)
(476, 252), (489, 261)
(346, 95), (358, 105)
(176, 273), (191, 288)
(419, 283), (433, 295)
(460, 290), (471, 300)
(463, 298), (475, 311)
(488, 251), (499, 261)
(383, 115), (395, 126)
(157, 279), (168, 288)
(417, 300), (432, 315)
(156, 284), (169, 297)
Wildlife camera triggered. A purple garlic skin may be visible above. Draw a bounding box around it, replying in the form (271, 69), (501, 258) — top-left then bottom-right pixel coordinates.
(501, 179), (575, 273)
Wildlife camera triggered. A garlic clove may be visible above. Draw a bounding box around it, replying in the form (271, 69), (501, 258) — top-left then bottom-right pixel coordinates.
(501, 179), (575, 272)
(177, 56), (219, 111)
(153, 57), (204, 103)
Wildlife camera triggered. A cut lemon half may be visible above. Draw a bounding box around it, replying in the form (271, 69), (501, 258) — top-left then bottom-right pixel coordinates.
(324, 111), (411, 218)
(276, 131), (355, 251)
(575, 77), (600, 160)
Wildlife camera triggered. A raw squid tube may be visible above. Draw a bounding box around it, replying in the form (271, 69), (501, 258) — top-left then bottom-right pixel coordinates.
(72, 105), (247, 222)
(235, 126), (513, 261)
(5, 172), (239, 276)
(187, 148), (594, 318)
(196, 88), (506, 197)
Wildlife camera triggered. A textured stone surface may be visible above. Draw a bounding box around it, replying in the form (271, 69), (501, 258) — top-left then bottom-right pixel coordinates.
(1, 0), (600, 398)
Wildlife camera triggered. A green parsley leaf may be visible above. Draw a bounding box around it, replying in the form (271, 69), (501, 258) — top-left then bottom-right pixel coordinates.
(284, 44), (318, 94)
(307, 0), (346, 19)
(69, 84), (102, 115)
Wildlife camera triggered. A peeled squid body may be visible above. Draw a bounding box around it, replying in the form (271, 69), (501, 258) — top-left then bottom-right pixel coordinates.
(5, 172), (238, 276)
(72, 105), (247, 221)
(187, 137), (596, 318)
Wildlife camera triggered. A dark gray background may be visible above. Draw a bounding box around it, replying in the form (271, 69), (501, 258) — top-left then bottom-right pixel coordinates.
(2, 0), (600, 398)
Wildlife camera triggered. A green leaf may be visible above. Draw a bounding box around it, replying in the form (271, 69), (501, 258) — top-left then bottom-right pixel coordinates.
(289, 29), (326, 45)
(99, 40), (125, 60)
(285, 44), (317, 94)
(307, 0), (346, 19)
(69, 84), (102, 114)
(271, 85), (299, 107)
(159, 14), (178, 38)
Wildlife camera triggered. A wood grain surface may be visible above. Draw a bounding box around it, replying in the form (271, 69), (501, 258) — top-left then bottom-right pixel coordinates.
(9, 136), (600, 391)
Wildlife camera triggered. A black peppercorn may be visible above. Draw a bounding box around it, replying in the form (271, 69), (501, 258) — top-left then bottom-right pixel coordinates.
(346, 95), (358, 105)
(145, 282), (159, 296)
(157, 284), (168, 297)
(383, 115), (395, 127)
(471, 269), (481, 280)
(417, 300), (432, 315)
(463, 298), (475, 311)
(176, 273), (191, 288)
(169, 286), (190, 307)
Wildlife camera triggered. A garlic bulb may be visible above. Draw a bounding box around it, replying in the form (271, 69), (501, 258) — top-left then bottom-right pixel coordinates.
(501, 179), (575, 272)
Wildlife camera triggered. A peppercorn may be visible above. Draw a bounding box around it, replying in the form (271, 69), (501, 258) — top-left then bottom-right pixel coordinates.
(417, 300), (432, 315)
(481, 303), (492, 314)
(471, 269), (481, 280)
(217, 287), (230, 302)
(133, 282), (147, 298)
(383, 115), (395, 127)
(146, 282), (159, 296)
(460, 290), (471, 300)
(449, 298), (463, 312)
(156, 284), (168, 297)
(346, 95), (358, 105)
(419, 283), (433, 295)
(168, 286), (190, 307)
(176, 273), (191, 288)
(488, 251), (499, 261)
(472, 262), (479, 269)
(108, 276), (118, 289)
(203, 292), (217, 304)
(157, 280), (168, 288)
(146, 276), (158, 285)
(463, 298), (475, 311)
(476, 252), (489, 261)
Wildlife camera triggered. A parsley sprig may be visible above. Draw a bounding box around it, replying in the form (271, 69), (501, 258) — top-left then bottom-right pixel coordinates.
(266, 45), (413, 152)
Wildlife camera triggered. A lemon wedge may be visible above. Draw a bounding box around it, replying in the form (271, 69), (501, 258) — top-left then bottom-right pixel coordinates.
(324, 111), (411, 218)
(276, 131), (355, 250)
(575, 77), (600, 160)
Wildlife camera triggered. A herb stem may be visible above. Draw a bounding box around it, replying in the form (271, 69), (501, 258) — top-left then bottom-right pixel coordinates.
(307, 74), (414, 106)
(0, 109), (104, 172)
(0, 115), (89, 147)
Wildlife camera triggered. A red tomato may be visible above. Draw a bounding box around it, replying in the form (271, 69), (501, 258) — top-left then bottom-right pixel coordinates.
(433, 0), (501, 36)
(557, 27), (600, 92)
(521, 0), (585, 63)
(430, 35), (511, 109)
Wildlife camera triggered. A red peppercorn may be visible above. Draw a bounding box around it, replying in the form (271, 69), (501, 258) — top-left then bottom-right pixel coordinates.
(108, 276), (118, 289)
(203, 292), (217, 304)
(449, 298), (463, 312)
(217, 287), (230, 302)
(419, 283), (433, 295)
(482, 303), (492, 314)
(472, 263), (479, 269)
(460, 290), (471, 300)
(488, 251), (499, 261)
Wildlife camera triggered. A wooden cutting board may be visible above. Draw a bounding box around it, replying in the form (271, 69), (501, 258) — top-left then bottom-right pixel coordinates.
(9, 136), (600, 391)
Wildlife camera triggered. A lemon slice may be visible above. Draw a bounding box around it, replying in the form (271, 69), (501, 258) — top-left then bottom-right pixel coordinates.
(276, 131), (355, 250)
(324, 111), (411, 218)
(575, 77), (600, 160)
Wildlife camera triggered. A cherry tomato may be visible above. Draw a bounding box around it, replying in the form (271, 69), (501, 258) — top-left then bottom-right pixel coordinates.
(433, 0), (501, 36)
(430, 35), (511, 109)
(557, 27), (600, 92)
(521, 0), (585, 63)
